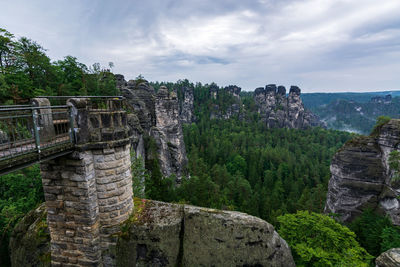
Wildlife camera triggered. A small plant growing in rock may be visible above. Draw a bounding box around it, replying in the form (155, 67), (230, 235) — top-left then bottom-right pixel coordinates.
(370, 116), (391, 136)
(389, 150), (400, 184)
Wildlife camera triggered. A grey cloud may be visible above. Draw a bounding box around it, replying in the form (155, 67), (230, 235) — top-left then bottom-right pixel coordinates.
(1, 0), (400, 92)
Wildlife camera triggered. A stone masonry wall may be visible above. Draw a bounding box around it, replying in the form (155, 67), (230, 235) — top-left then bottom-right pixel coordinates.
(40, 98), (133, 266)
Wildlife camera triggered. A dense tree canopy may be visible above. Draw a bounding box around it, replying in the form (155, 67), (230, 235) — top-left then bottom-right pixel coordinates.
(278, 211), (372, 266)
(0, 28), (118, 104)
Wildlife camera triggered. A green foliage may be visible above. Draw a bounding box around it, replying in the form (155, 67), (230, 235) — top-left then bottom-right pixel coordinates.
(0, 28), (119, 104)
(380, 226), (400, 252)
(371, 116), (391, 136)
(278, 211), (373, 266)
(0, 165), (44, 266)
(389, 150), (400, 184)
(181, 117), (351, 223)
(349, 209), (398, 256)
(130, 153), (149, 199)
(144, 136), (177, 202)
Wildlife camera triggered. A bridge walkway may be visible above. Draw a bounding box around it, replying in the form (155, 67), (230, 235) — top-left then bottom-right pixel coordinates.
(0, 96), (124, 175)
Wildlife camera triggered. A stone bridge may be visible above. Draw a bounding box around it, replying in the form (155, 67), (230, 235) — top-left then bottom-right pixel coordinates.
(0, 97), (134, 266)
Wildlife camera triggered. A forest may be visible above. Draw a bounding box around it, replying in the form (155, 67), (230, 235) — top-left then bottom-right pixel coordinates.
(1, 28), (400, 266)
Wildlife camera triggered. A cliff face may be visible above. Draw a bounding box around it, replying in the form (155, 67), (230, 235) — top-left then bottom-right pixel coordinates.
(11, 201), (295, 267)
(209, 85), (244, 120)
(9, 203), (50, 267)
(116, 75), (187, 180)
(376, 248), (400, 267)
(152, 87), (187, 178)
(324, 119), (400, 225)
(254, 84), (323, 129)
(178, 86), (195, 124)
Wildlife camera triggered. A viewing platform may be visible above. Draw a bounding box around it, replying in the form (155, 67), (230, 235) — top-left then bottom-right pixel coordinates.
(0, 96), (124, 175)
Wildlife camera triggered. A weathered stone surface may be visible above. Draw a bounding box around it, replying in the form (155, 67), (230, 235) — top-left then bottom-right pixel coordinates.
(208, 85), (244, 120)
(182, 205), (295, 267)
(116, 200), (183, 267)
(325, 119), (400, 225)
(116, 75), (188, 181)
(178, 86), (195, 124)
(38, 97), (134, 266)
(118, 200), (295, 266)
(376, 248), (400, 267)
(13, 200), (295, 267)
(152, 86), (187, 179)
(9, 203), (51, 267)
(254, 84), (323, 129)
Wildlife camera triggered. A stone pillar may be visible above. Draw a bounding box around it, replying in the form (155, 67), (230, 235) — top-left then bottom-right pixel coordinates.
(31, 98), (55, 142)
(41, 98), (133, 266)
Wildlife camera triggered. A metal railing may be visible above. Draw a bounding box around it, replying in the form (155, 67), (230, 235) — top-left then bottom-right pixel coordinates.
(0, 96), (125, 174)
(37, 96), (125, 111)
(0, 105), (74, 173)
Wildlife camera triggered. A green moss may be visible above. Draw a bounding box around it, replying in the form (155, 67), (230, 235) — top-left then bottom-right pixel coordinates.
(35, 211), (49, 239)
(38, 251), (51, 265)
(199, 207), (224, 214)
(118, 198), (151, 239)
(370, 116), (391, 137)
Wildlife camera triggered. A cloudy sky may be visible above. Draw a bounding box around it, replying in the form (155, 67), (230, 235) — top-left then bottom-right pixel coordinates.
(1, 0), (400, 92)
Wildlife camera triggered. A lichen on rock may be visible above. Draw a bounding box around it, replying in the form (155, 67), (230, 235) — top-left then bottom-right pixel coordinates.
(9, 203), (50, 267)
(376, 248), (400, 267)
(12, 200), (295, 267)
(116, 199), (295, 267)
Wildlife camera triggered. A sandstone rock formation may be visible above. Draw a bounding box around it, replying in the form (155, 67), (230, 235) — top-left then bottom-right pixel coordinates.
(178, 86), (195, 124)
(224, 85), (241, 99)
(254, 84), (323, 129)
(12, 200), (295, 267)
(152, 86), (187, 178)
(325, 119), (400, 225)
(9, 203), (50, 267)
(209, 85), (244, 120)
(116, 75), (187, 180)
(376, 248), (400, 267)
(116, 199), (295, 266)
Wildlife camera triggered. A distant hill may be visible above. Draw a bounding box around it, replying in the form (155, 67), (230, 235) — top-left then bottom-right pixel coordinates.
(301, 91), (400, 109)
(301, 91), (400, 134)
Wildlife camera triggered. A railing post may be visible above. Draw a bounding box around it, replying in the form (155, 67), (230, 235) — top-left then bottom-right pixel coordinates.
(32, 109), (41, 154)
(68, 106), (75, 144)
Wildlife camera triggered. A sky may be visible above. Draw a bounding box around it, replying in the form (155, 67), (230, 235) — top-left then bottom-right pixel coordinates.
(1, 0), (400, 92)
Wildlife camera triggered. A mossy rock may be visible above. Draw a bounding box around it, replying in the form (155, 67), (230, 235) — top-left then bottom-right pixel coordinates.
(9, 203), (50, 267)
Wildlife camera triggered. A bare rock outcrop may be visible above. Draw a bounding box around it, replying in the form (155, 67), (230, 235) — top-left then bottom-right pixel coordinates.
(151, 86), (187, 178)
(209, 85), (244, 120)
(117, 199), (295, 267)
(11, 200), (295, 267)
(254, 84), (323, 129)
(9, 203), (50, 267)
(324, 119), (400, 225)
(116, 75), (187, 180)
(178, 86), (195, 124)
(376, 248), (400, 267)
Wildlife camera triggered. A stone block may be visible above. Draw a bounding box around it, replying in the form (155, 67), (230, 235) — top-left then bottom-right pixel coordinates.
(96, 161), (119, 170)
(105, 169), (115, 176)
(113, 113), (120, 127)
(100, 113), (112, 128)
(107, 197), (118, 206)
(106, 183), (116, 191)
(103, 148), (115, 154)
(89, 115), (101, 128)
(65, 230), (75, 237)
(96, 176), (114, 185)
(101, 129), (113, 141)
